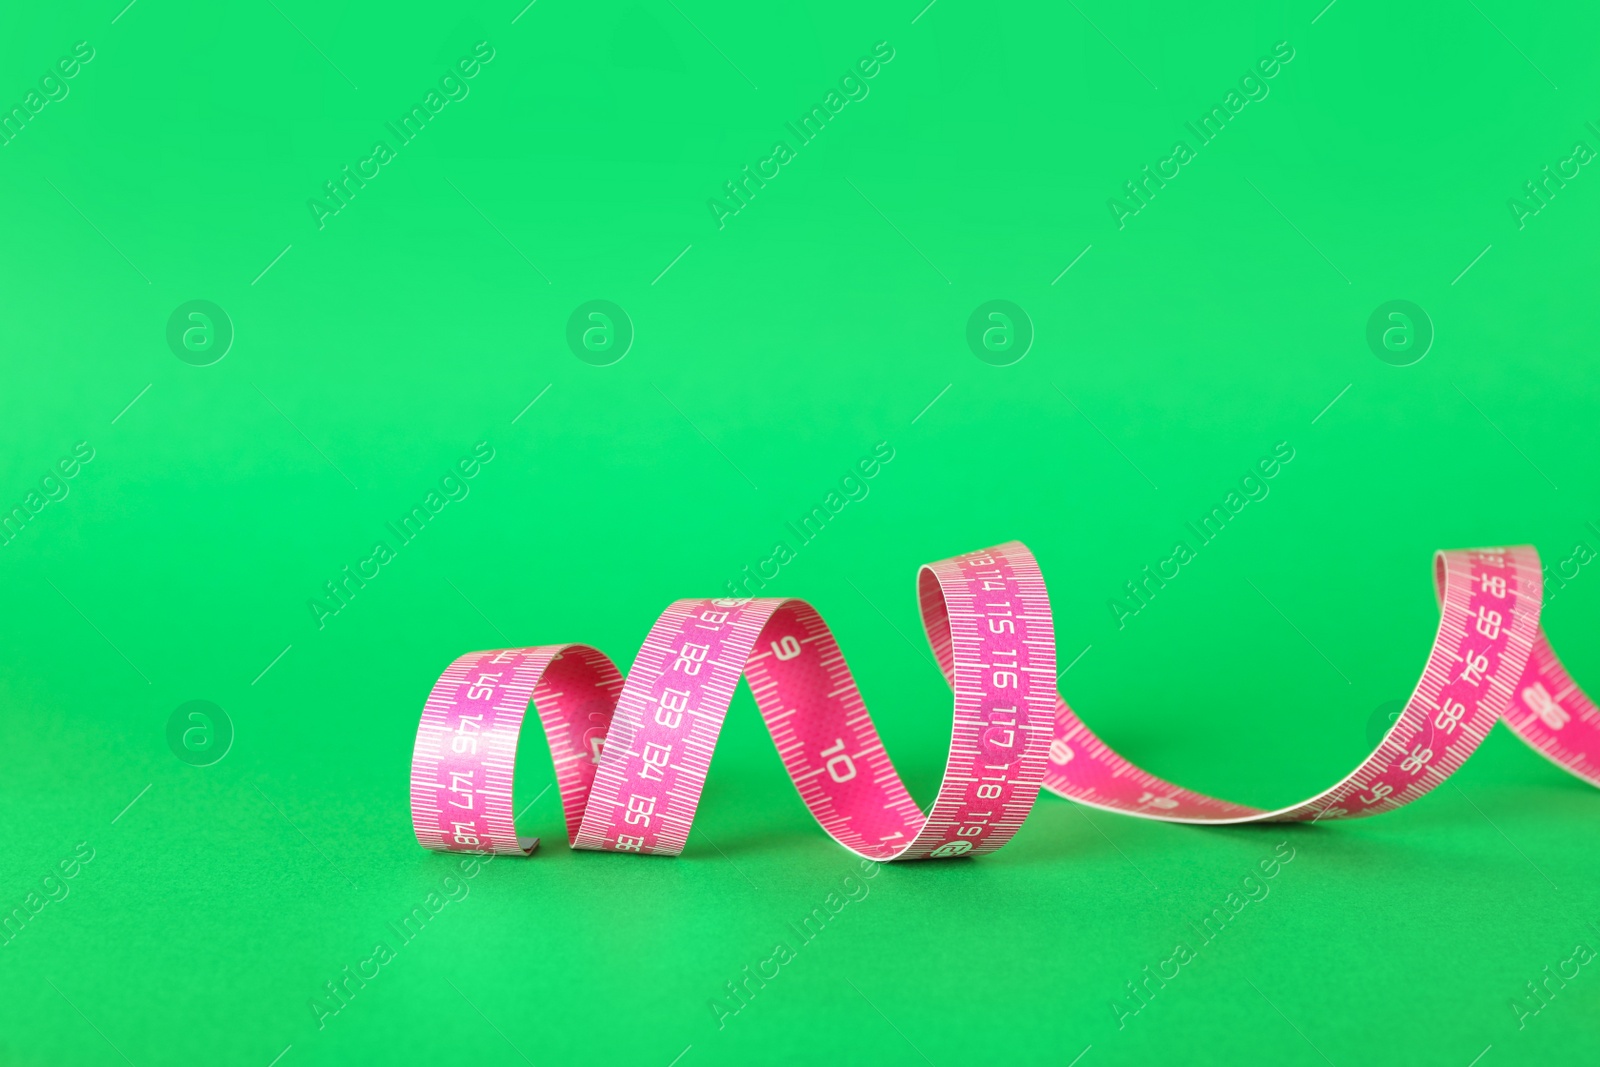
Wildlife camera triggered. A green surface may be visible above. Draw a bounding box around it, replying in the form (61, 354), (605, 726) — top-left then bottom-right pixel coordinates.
(4, 0), (1600, 1063)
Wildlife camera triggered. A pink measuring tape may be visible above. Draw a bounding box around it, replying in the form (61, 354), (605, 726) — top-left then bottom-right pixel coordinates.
(410, 542), (1600, 860)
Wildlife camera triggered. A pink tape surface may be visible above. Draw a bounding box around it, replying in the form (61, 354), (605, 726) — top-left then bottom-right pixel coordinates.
(410, 542), (1598, 860)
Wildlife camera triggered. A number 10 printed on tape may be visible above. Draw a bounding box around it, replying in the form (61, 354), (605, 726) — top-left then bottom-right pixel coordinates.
(411, 542), (1598, 861)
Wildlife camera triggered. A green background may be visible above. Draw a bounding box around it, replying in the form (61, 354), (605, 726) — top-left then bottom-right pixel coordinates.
(4, 0), (1600, 1063)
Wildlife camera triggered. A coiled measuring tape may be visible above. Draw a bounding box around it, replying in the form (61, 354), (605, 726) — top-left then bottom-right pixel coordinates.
(410, 542), (1599, 860)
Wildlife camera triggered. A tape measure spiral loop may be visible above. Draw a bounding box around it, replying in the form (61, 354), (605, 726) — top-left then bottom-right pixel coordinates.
(411, 542), (1055, 860)
(411, 541), (1600, 860)
(1042, 545), (1549, 822)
